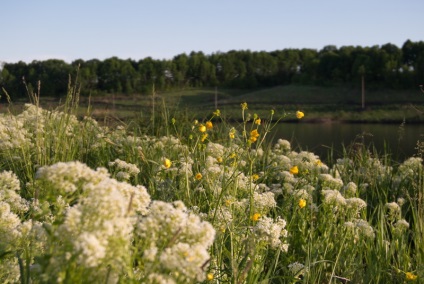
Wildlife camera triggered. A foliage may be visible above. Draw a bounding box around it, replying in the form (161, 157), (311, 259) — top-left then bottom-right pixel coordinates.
(0, 87), (423, 283)
(1, 40), (424, 100)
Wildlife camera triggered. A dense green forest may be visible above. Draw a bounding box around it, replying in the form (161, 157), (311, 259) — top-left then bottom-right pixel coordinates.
(1, 40), (423, 99)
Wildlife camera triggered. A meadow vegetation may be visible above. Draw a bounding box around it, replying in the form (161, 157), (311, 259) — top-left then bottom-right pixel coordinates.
(0, 84), (423, 283)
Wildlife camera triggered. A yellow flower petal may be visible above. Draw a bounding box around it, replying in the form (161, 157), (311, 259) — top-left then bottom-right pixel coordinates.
(163, 158), (172, 169)
(251, 213), (261, 221)
(296, 111), (305, 119)
(290, 166), (299, 175)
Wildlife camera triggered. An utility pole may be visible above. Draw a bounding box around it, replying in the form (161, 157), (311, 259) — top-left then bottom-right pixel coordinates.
(152, 83), (155, 133)
(361, 74), (365, 109)
(359, 65), (366, 109)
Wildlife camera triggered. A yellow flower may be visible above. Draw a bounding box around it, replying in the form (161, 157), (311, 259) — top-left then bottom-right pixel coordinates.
(229, 129), (235, 139)
(251, 213), (261, 221)
(290, 166), (299, 175)
(241, 102), (248, 110)
(296, 111), (305, 119)
(213, 109), (221, 116)
(406, 272), (418, 281)
(229, 152), (236, 159)
(205, 121), (213, 129)
(217, 157), (223, 163)
(199, 124), (207, 132)
(252, 174), (259, 181)
(163, 158), (172, 169)
(195, 173), (203, 180)
(249, 129), (260, 143)
(254, 118), (261, 125)
(201, 133), (208, 142)
(207, 273), (214, 281)
(315, 159), (323, 166)
(298, 199), (307, 209)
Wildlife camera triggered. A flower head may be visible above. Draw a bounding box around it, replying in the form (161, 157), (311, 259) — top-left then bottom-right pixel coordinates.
(296, 111), (305, 119)
(249, 129), (260, 143)
(229, 128), (236, 139)
(290, 166), (299, 175)
(205, 121), (213, 129)
(207, 273), (214, 281)
(251, 213), (261, 221)
(241, 102), (248, 110)
(406, 272), (417, 281)
(298, 199), (307, 209)
(163, 158), (172, 169)
(201, 133), (208, 142)
(198, 124), (207, 133)
(195, 173), (203, 180)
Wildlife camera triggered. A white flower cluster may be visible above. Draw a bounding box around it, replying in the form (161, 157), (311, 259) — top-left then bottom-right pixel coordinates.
(274, 139), (291, 153)
(385, 201), (401, 219)
(35, 161), (110, 195)
(345, 219), (375, 239)
(0, 202), (21, 246)
(254, 216), (288, 251)
(394, 219), (410, 231)
(34, 161), (151, 280)
(397, 157), (423, 180)
(288, 261), (308, 278)
(342, 181), (358, 197)
(108, 158), (141, 180)
(345, 197), (367, 212)
(135, 200), (215, 283)
(0, 171), (29, 214)
(249, 191), (277, 212)
(321, 189), (347, 207)
(319, 174), (344, 190)
(289, 150), (328, 173)
(0, 113), (32, 151)
(209, 206), (233, 230)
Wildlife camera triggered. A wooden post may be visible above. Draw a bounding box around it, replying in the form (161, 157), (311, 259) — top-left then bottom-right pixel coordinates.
(152, 84), (155, 132)
(361, 74), (365, 109)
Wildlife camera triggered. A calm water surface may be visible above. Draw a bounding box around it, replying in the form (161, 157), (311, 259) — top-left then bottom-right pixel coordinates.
(270, 122), (424, 162)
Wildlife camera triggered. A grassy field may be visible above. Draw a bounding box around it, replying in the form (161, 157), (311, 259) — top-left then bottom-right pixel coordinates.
(0, 86), (423, 283)
(2, 84), (424, 124)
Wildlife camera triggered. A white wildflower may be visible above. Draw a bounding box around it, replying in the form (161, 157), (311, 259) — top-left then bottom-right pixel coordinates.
(343, 181), (358, 196)
(321, 189), (346, 207)
(288, 261), (308, 278)
(74, 232), (107, 267)
(254, 216), (288, 251)
(394, 219), (410, 231)
(353, 219), (375, 239)
(274, 139), (291, 152)
(346, 197), (367, 212)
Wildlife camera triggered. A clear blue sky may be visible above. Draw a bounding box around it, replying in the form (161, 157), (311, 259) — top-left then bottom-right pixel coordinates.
(1, 0), (423, 63)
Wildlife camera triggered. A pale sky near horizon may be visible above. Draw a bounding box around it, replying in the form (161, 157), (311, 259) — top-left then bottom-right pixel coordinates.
(1, 0), (423, 64)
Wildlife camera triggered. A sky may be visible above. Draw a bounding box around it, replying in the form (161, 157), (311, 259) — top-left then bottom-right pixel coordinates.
(1, 0), (423, 64)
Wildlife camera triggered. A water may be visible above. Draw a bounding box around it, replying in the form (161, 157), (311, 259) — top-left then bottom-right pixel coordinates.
(269, 122), (424, 162)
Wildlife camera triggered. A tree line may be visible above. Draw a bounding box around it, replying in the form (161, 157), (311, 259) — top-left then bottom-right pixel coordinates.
(1, 40), (423, 99)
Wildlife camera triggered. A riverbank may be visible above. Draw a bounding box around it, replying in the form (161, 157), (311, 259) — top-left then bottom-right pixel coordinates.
(2, 85), (424, 124)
